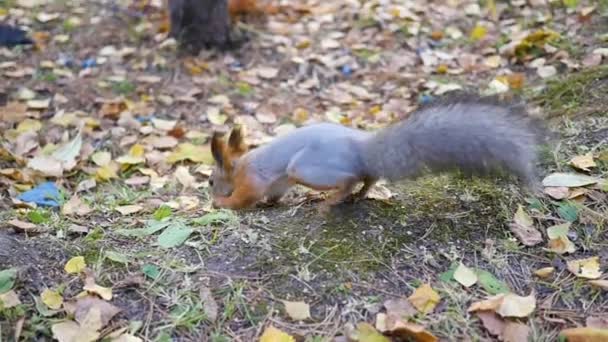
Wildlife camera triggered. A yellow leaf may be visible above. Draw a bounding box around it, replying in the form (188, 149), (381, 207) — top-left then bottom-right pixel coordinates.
(16, 119), (42, 133)
(355, 322), (391, 342)
(386, 320), (438, 342)
(533, 267), (555, 278)
(560, 327), (608, 342)
(470, 24), (487, 41)
(167, 143), (214, 164)
(408, 283), (440, 314)
(496, 293), (536, 318)
(96, 164), (119, 181)
(453, 262), (478, 287)
(83, 275), (113, 300)
(259, 325), (295, 342)
(468, 294), (505, 313)
(570, 153), (596, 172)
(65, 256), (86, 274)
(129, 144), (145, 157)
(41, 289), (63, 309)
(567, 257), (602, 279)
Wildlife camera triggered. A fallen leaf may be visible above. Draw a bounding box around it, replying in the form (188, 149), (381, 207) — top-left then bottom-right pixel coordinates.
(259, 325), (295, 342)
(567, 257), (602, 279)
(257, 66), (280, 79)
(73, 296), (121, 328)
(476, 270), (510, 295)
(387, 320), (438, 342)
(282, 300), (311, 321)
(0, 290), (21, 308)
(454, 263), (478, 287)
(41, 289), (63, 309)
(62, 195), (93, 216)
(468, 294), (505, 312)
(91, 151), (112, 167)
(353, 323), (391, 342)
(537, 66), (557, 78)
(8, 219), (38, 232)
(51, 320), (100, 342)
(534, 267), (555, 278)
(588, 280), (608, 290)
(65, 256), (86, 274)
(502, 322), (530, 342)
(156, 222), (192, 249)
(28, 155), (63, 177)
(115, 205), (144, 215)
(570, 153), (596, 172)
(408, 283), (440, 314)
(0, 268), (17, 294)
(542, 173), (598, 187)
(476, 310), (505, 336)
(544, 186), (569, 200)
(83, 273), (112, 300)
(27, 98), (51, 109)
(586, 316), (608, 329)
(560, 327), (608, 342)
(509, 205), (542, 246)
(167, 143), (213, 164)
(547, 223), (577, 254)
(174, 166), (197, 189)
(497, 293), (536, 318)
(383, 298), (417, 320)
(470, 24), (487, 41)
(199, 286), (218, 322)
(206, 106), (227, 125)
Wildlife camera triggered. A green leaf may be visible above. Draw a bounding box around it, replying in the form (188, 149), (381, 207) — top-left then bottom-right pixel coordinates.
(142, 264), (160, 280)
(105, 251), (129, 264)
(153, 205), (172, 221)
(439, 262), (459, 283)
(0, 268), (17, 294)
(27, 209), (50, 224)
(33, 295), (60, 317)
(475, 269), (510, 295)
(192, 210), (237, 226)
(557, 202), (578, 222)
(115, 220), (172, 238)
(157, 223), (192, 249)
(562, 0), (580, 8)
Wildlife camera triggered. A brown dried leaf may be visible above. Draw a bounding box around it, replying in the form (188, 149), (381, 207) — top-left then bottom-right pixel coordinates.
(502, 322), (530, 342)
(509, 205), (542, 246)
(475, 311), (505, 336)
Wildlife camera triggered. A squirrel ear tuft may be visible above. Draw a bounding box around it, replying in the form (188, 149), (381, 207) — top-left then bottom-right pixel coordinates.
(211, 131), (226, 168)
(228, 125), (248, 155)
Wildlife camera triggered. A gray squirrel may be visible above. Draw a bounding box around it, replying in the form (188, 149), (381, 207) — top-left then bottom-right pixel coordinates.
(209, 94), (550, 212)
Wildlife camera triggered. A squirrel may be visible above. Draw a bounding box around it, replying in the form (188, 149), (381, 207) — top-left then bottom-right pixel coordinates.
(209, 94), (550, 213)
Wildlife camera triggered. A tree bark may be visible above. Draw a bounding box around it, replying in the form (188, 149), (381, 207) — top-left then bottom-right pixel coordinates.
(169, 0), (234, 52)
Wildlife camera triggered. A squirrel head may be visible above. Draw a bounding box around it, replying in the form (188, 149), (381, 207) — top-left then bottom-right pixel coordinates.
(209, 125), (249, 197)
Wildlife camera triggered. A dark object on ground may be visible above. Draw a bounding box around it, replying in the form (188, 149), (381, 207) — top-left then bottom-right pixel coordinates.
(0, 24), (33, 47)
(169, 0), (238, 52)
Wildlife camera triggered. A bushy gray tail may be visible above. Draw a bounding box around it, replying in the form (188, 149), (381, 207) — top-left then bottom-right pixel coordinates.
(360, 94), (551, 186)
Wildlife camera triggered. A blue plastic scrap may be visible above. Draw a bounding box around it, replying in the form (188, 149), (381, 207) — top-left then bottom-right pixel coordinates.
(17, 182), (61, 207)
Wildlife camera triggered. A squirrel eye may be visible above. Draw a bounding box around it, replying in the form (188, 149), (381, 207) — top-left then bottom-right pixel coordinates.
(209, 179), (214, 186)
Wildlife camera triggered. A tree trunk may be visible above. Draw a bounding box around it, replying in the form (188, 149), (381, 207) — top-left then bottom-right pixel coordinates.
(168, 0), (234, 52)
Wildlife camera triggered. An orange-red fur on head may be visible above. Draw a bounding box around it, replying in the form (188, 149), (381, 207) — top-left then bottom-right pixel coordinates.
(210, 125), (249, 173)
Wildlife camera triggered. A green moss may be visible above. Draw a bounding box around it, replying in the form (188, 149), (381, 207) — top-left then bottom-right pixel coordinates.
(530, 65), (608, 118)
